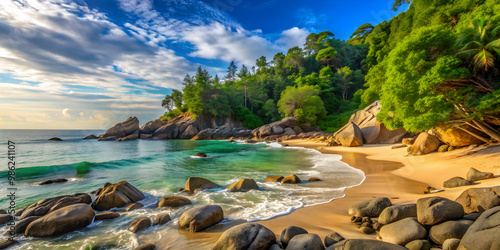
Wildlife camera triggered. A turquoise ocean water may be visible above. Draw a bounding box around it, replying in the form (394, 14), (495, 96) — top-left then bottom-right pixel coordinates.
(0, 129), (364, 249)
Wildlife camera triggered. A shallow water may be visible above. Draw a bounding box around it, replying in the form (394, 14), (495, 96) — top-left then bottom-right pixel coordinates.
(0, 129), (365, 249)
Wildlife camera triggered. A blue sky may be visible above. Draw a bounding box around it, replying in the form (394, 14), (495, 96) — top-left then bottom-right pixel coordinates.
(0, 0), (407, 129)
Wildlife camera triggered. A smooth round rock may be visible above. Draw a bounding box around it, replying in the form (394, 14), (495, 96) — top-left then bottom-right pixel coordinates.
(379, 218), (427, 245)
(178, 205), (223, 232)
(212, 223), (276, 250)
(158, 196), (191, 208)
(348, 197), (392, 218)
(286, 233), (324, 250)
(280, 226), (308, 248)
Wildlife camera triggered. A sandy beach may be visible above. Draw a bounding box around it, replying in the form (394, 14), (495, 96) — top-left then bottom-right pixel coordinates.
(156, 140), (500, 249)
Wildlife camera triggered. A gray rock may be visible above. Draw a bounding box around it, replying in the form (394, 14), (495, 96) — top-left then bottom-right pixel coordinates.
(212, 223), (276, 250)
(417, 197), (464, 226)
(283, 127), (297, 136)
(286, 233), (324, 250)
(348, 197), (392, 218)
(466, 168), (494, 182)
(458, 206), (500, 250)
(429, 219), (473, 245)
(379, 218), (427, 245)
(324, 232), (344, 247)
(378, 203), (417, 225)
(272, 125), (284, 135)
(454, 186), (500, 214)
(327, 239), (407, 250)
(100, 117), (139, 140)
(180, 125), (199, 139)
(179, 205), (223, 232)
(140, 118), (167, 134)
(281, 226), (308, 248)
(462, 213), (480, 221)
(405, 240), (431, 250)
(442, 238), (460, 250)
(443, 177), (474, 188)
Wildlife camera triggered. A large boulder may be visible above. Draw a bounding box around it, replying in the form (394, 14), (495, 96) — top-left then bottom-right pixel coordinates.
(158, 196), (191, 208)
(140, 118), (167, 134)
(443, 177), (474, 188)
(280, 226), (308, 248)
(283, 127), (297, 136)
(324, 232), (345, 248)
(408, 132), (441, 156)
(178, 205), (224, 232)
(180, 125), (199, 139)
(379, 218), (427, 245)
(378, 203), (417, 225)
(128, 217), (152, 233)
(333, 101), (409, 145)
(466, 168), (494, 182)
(91, 181), (145, 211)
(417, 197), (464, 226)
(184, 177), (219, 193)
(212, 223), (276, 250)
(281, 174), (301, 184)
(454, 186), (500, 214)
(348, 197), (392, 218)
(431, 124), (486, 147)
(227, 179), (259, 192)
(429, 219), (473, 245)
(5, 216), (40, 235)
(286, 233), (324, 250)
(100, 117), (139, 140)
(20, 193), (91, 219)
(327, 239), (407, 250)
(458, 206), (500, 250)
(254, 117), (299, 138)
(335, 122), (364, 147)
(272, 125), (284, 135)
(25, 204), (95, 237)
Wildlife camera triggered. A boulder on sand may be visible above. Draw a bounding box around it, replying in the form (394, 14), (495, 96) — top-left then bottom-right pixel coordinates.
(25, 204), (95, 237)
(335, 122), (364, 147)
(466, 167), (494, 182)
(286, 233), (324, 250)
(429, 219), (473, 245)
(91, 181), (145, 211)
(417, 197), (464, 226)
(212, 223), (276, 250)
(128, 217), (151, 233)
(20, 193), (91, 219)
(178, 205), (223, 232)
(404, 240), (431, 250)
(100, 117), (139, 140)
(454, 186), (500, 214)
(265, 176), (284, 182)
(158, 196), (191, 208)
(227, 179), (259, 192)
(408, 132), (441, 156)
(324, 231), (345, 248)
(281, 174), (301, 184)
(379, 218), (427, 246)
(458, 206), (500, 250)
(280, 226), (308, 248)
(378, 203), (417, 225)
(329, 239), (407, 250)
(443, 177), (474, 188)
(184, 177), (219, 193)
(431, 124), (486, 147)
(348, 197), (392, 218)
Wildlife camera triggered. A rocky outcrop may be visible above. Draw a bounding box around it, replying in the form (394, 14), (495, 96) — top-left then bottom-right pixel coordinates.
(192, 127), (252, 140)
(180, 125), (199, 139)
(184, 177), (219, 193)
(212, 223), (276, 250)
(280, 226), (308, 248)
(417, 197), (464, 226)
(466, 168), (494, 182)
(431, 124), (486, 147)
(429, 219), (473, 245)
(25, 204), (95, 237)
(454, 186), (500, 214)
(140, 119), (167, 134)
(443, 177), (474, 188)
(408, 132), (441, 156)
(378, 203), (417, 225)
(348, 197), (392, 218)
(91, 181), (145, 211)
(20, 193), (91, 219)
(227, 179), (259, 192)
(333, 101), (409, 145)
(157, 196), (191, 208)
(99, 117), (139, 141)
(253, 117), (303, 139)
(178, 205), (223, 232)
(458, 206), (500, 250)
(335, 122), (364, 147)
(287, 233), (325, 250)
(379, 218), (427, 245)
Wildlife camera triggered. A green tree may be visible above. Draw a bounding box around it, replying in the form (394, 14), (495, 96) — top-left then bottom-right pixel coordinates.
(256, 56), (268, 69)
(225, 61), (237, 89)
(277, 85), (326, 125)
(316, 47), (337, 67)
(348, 23), (374, 45)
(456, 17), (500, 72)
(392, 0), (411, 11)
(336, 66), (354, 100)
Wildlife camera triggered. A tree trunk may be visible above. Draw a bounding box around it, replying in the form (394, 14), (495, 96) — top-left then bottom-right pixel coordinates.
(472, 120), (500, 142)
(457, 126), (490, 143)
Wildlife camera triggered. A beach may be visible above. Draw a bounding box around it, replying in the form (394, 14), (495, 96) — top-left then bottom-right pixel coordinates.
(164, 140), (500, 249)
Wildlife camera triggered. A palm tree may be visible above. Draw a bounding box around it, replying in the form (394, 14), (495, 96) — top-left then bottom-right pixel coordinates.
(456, 17), (500, 72)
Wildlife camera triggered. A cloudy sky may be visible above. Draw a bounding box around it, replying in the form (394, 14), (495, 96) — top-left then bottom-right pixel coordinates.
(0, 0), (406, 129)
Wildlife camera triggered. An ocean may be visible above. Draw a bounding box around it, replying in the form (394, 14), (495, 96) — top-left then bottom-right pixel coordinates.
(0, 129), (365, 249)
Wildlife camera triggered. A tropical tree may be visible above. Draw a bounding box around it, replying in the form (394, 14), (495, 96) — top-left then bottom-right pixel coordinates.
(277, 85), (326, 125)
(456, 17), (500, 72)
(225, 61), (237, 89)
(316, 47), (337, 67)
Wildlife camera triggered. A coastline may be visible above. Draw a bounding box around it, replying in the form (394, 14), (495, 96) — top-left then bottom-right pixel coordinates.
(156, 140), (500, 249)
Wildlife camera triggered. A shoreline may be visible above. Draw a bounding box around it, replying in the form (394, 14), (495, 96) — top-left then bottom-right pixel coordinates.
(154, 140), (500, 249)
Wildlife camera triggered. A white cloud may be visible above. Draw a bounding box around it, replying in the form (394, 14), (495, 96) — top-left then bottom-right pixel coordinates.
(276, 27), (310, 49)
(62, 108), (71, 118)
